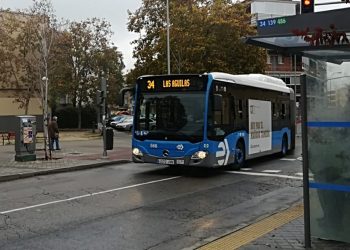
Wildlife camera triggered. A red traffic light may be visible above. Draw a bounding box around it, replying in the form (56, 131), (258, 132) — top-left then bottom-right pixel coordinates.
(301, 0), (314, 13)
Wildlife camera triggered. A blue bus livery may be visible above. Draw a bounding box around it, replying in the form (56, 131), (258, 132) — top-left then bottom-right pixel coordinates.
(131, 72), (295, 169)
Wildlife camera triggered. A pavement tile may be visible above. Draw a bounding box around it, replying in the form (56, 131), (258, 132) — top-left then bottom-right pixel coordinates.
(0, 130), (131, 182)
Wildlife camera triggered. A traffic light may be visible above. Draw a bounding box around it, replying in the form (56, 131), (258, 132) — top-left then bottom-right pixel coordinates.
(301, 0), (314, 13)
(96, 90), (105, 105)
(96, 77), (107, 106)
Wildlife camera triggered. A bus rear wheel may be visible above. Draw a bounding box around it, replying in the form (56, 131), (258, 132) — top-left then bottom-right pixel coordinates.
(281, 135), (288, 157)
(228, 141), (245, 170)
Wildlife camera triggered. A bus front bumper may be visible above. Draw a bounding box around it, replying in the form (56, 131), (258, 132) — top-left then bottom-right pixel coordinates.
(132, 153), (229, 168)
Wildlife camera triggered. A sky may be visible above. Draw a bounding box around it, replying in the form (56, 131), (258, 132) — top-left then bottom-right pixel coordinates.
(0, 0), (143, 72)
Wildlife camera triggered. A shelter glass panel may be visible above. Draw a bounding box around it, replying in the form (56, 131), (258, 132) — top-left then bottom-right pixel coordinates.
(306, 60), (350, 243)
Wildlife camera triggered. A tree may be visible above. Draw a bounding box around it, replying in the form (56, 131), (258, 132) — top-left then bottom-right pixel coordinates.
(49, 18), (125, 128)
(0, 0), (58, 159)
(126, 0), (266, 85)
(0, 11), (40, 115)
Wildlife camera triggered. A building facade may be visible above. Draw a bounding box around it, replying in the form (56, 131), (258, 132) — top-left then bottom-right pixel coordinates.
(0, 11), (43, 131)
(250, 0), (303, 107)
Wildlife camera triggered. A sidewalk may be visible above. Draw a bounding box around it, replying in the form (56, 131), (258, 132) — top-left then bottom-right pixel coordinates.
(0, 130), (132, 182)
(1, 131), (350, 249)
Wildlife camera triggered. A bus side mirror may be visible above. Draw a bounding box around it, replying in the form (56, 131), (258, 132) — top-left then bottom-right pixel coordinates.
(117, 87), (135, 107)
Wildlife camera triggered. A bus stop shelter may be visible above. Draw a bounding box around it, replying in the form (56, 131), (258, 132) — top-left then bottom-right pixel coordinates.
(245, 7), (350, 247)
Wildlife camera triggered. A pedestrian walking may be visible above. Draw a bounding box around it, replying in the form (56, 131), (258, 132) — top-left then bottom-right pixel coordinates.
(48, 116), (60, 150)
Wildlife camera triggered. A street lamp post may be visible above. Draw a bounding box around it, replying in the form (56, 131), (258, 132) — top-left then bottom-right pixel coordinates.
(42, 76), (49, 160)
(166, 0), (171, 74)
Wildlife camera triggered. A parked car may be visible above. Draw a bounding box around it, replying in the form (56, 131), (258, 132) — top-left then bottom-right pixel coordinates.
(109, 115), (131, 129)
(115, 116), (134, 131)
(116, 117), (157, 132)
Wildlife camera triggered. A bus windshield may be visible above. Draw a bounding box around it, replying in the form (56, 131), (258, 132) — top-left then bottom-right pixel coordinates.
(134, 92), (205, 143)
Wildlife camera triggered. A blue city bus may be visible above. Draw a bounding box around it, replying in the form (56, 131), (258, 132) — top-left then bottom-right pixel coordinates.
(131, 72), (295, 169)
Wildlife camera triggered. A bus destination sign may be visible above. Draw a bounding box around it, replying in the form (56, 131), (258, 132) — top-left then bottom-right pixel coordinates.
(138, 75), (207, 92)
(162, 79), (190, 88)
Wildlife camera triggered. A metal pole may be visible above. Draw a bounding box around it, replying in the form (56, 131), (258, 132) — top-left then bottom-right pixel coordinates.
(43, 75), (49, 160)
(166, 0), (171, 74)
(301, 74), (311, 248)
(103, 116), (107, 157)
(102, 77), (107, 157)
(294, 54), (297, 103)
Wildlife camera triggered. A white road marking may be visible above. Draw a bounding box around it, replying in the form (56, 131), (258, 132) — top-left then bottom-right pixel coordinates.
(295, 172), (314, 178)
(241, 168), (253, 171)
(297, 157), (303, 161)
(261, 170), (281, 173)
(0, 176), (181, 215)
(227, 171), (303, 180)
(280, 158), (297, 161)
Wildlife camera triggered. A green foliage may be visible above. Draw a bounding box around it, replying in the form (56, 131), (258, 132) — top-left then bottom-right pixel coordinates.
(49, 18), (125, 109)
(54, 105), (97, 129)
(126, 0), (266, 84)
(49, 18), (125, 128)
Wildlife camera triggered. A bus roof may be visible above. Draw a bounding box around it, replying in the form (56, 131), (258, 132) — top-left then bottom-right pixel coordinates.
(209, 72), (291, 93)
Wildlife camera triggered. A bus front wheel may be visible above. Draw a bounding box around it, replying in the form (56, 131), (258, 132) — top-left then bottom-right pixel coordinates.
(228, 141), (245, 170)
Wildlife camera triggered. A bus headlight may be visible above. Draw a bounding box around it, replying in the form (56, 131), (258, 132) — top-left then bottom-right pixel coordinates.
(191, 151), (208, 160)
(132, 148), (143, 157)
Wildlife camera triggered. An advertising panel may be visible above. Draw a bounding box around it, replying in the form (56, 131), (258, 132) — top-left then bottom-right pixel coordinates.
(248, 99), (272, 155)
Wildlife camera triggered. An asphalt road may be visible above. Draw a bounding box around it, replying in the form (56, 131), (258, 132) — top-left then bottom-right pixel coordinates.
(0, 138), (303, 250)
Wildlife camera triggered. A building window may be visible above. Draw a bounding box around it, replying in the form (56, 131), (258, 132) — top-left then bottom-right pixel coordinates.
(278, 55), (283, 64)
(280, 77), (291, 85)
(268, 54), (284, 66)
(267, 54), (271, 64)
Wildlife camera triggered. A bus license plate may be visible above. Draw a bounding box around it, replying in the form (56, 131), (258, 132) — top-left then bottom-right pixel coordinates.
(158, 159), (175, 165)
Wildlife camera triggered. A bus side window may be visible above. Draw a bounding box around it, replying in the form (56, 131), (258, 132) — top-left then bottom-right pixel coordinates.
(214, 94), (223, 124)
(238, 99), (243, 119)
(231, 96), (235, 121)
(276, 103), (280, 118)
(272, 103), (276, 118)
(222, 96), (230, 125)
(282, 103), (286, 119)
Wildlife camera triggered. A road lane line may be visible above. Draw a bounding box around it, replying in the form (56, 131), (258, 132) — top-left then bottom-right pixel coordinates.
(226, 171), (303, 180)
(261, 170), (281, 173)
(0, 176), (181, 215)
(280, 158), (297, 161)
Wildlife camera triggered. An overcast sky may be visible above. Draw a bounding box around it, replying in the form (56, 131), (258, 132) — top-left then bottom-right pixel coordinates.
(0, 0), (142, 72)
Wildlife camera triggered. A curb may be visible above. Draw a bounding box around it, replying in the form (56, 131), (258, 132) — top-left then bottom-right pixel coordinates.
(0, 159), (131, 183)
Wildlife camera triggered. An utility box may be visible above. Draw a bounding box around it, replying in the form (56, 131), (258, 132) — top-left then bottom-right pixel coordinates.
(15, 116), (36, 162)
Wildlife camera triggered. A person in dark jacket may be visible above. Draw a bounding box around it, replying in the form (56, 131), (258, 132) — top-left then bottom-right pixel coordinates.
(48, 116), (60, 150)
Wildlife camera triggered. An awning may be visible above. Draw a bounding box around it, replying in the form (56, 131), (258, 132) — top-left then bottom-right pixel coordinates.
(244, 8), (350, 61)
